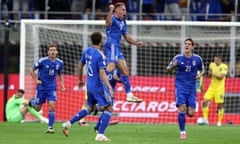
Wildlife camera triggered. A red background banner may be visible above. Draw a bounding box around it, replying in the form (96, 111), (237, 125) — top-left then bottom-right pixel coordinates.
(1, 74), (240, 124)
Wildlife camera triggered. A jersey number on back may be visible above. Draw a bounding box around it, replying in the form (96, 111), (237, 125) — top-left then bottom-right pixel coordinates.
(87, 61), (93, 76)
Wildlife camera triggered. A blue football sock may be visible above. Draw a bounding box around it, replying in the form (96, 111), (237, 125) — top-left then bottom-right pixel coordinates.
(70, 109), (89, 124)
(95, 114), (103, 130)
(98, 110), (112, 134)
(120, 76), (131, 94)
(178, 111), (186, 132)
(93, 104), (99, 115)
(48, 111), (55, 128)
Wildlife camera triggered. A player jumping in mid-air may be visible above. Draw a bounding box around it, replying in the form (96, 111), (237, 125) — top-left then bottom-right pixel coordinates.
(166, 38), (204, 139)
(104, 2), (144, 103)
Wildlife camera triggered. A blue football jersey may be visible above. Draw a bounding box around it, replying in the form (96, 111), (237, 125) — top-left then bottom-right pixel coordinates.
(104, 15), (128, 47)
(80, 47), (106, 93)
(168, 54), (204, 92)
(33, 56), (63, 90)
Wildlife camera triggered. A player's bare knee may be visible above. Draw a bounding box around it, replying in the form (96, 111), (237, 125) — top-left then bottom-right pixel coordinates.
(187, 111), (195, 117)
(87, 106), (94, 112)
(20, 107), (28, 114)
(178, 105), (186, 112)
(98, 106), (106, 112)
(106, 105), (113, 112)
(202, 100), (209, 107)
(34, 106), (42, 112)
(121, 70), (129, 76)
(48, 105), (55, 111)
(217, 103), (224, 110)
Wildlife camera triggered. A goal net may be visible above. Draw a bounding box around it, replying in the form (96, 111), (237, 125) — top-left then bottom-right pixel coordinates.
(20, 20), (240, 125)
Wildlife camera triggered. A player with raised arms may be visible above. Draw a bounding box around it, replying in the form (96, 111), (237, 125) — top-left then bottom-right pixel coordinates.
(104, 2), (143, 103)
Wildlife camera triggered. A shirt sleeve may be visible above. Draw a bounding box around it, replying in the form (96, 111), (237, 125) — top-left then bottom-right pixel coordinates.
(58, 61), (64, 74)
(198, 56), (204, 71)
(33, 60), (41, 70)
(97, 53), (106, 70)
(168, 55), (177, 68)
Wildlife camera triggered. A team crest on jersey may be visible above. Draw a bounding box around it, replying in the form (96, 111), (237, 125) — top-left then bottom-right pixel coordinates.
(219, 68), (222, 71)
(192, 60), (196, 66)
(46, 65), (49, 68)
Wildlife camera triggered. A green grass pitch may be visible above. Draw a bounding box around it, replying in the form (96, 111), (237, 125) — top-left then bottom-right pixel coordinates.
(0, 122), (239, 144)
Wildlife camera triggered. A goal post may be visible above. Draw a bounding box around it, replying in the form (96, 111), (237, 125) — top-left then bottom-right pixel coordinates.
(20, 19), (240, 124)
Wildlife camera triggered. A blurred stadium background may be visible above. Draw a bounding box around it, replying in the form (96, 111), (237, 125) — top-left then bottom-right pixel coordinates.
(1, 0), (240, 126)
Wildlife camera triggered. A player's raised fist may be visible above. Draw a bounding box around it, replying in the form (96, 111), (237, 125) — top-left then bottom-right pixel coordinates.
(137, 41), (144, 47)
(109, 4), (115, 11)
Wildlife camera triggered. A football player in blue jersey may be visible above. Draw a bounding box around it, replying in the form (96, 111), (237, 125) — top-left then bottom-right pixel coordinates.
(62, 32), (113, 141)
(104, 2), (144, 103)
(166, 38), (204, 139)
(93, 67), (122, 132)
(30, 44), (65, 133)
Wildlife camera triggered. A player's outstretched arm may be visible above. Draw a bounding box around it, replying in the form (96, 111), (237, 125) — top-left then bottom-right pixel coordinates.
(123, 34), (144, 47)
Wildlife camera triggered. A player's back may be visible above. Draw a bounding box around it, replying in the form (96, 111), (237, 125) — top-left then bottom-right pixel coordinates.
(82, 47), (106, 93)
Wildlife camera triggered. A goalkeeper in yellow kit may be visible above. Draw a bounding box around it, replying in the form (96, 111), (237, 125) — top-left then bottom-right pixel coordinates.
(201, 55), (228, 126)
